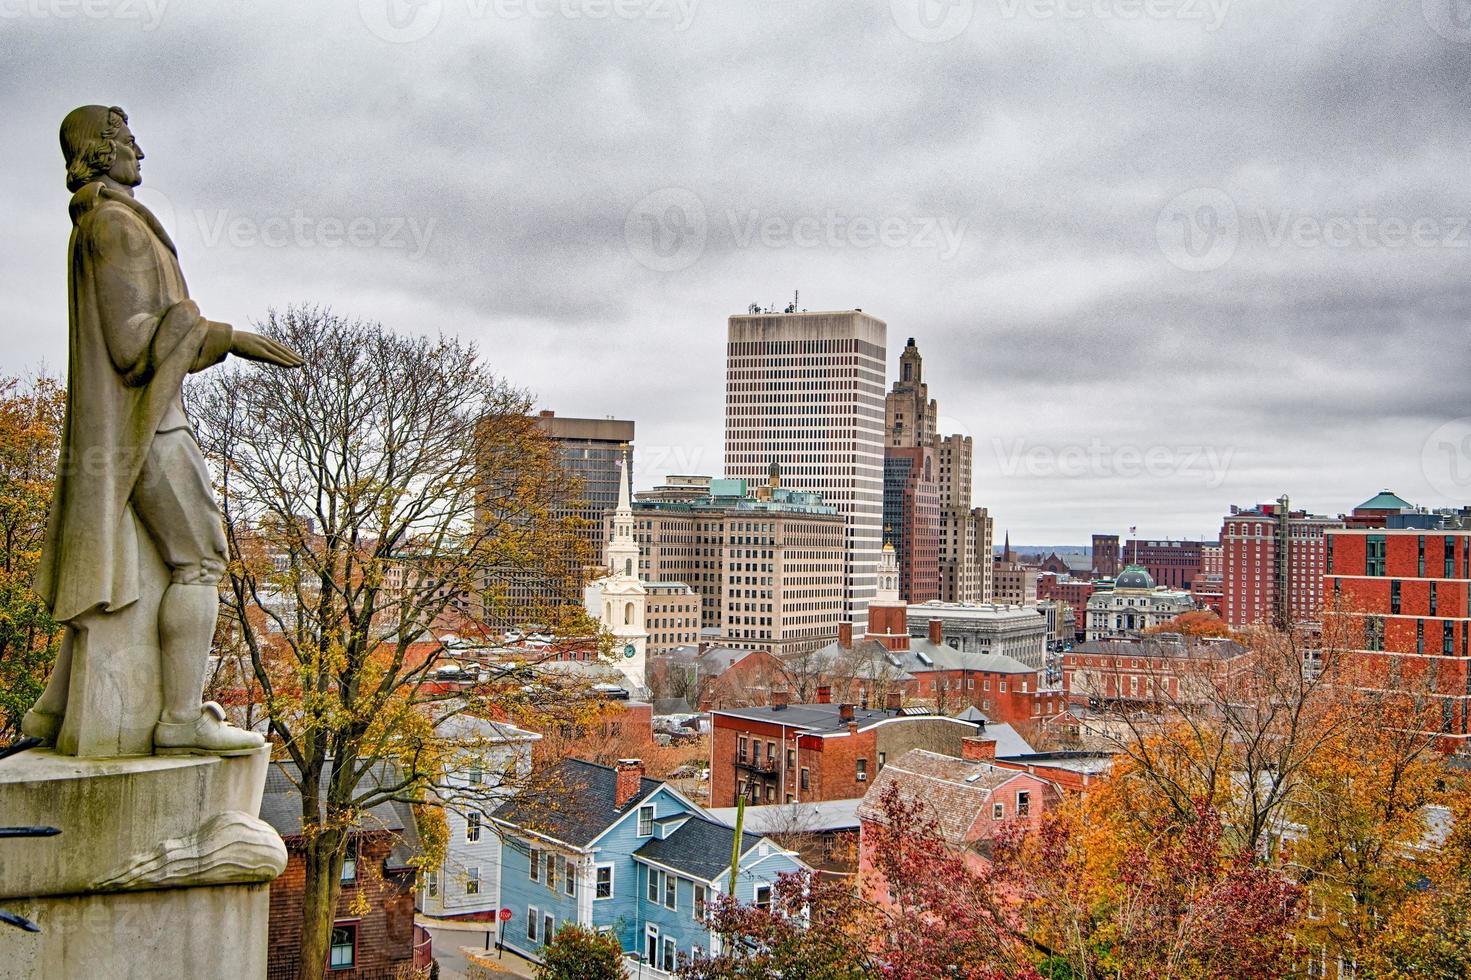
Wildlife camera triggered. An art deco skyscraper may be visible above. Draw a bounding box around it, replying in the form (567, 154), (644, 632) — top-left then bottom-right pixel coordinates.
(724, 309), (887, 631)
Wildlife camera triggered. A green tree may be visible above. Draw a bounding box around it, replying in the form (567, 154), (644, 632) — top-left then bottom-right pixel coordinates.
(536, 924), (628, 980)
(0, 374), (65, 742)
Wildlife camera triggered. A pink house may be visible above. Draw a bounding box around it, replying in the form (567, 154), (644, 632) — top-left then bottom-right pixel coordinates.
(854, 738), (1059, 889)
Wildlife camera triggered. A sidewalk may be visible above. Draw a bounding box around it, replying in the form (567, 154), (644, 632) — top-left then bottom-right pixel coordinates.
(417, 915), (539, 979)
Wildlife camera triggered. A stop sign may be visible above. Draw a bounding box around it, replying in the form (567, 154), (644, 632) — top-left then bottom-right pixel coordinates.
(498, 908), (512, 922)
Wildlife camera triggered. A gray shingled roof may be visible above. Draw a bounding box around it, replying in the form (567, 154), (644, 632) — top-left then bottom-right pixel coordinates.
(260, 760), (422, 870)
(856, 749), (1019, 843)
(805, 637), (1038, 677)
(492, 758), (661, 848)
(712, 701), (938, 734)
(634, 814), (763, 882)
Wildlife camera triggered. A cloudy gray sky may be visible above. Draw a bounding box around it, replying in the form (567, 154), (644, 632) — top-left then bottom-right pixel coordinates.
(5, 0), (1471, 543)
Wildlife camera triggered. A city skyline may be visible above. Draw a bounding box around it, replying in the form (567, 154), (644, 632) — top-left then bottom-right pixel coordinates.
(5, 4), (1471, 541)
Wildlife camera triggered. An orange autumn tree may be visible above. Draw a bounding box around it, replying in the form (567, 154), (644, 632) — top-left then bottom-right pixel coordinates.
(0, 374), (66, 742)
(1144, 609), (1232, 638)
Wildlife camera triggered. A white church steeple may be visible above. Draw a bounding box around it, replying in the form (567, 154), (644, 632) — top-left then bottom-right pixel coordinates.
(604, 446), (639, 580)
(586, 446), (648, 694)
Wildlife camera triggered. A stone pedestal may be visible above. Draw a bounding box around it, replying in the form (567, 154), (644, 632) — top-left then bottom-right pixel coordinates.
(0, 746), (286, 979)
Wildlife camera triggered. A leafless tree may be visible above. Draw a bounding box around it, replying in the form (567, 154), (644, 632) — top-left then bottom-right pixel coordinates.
(191, 306), (592, 980)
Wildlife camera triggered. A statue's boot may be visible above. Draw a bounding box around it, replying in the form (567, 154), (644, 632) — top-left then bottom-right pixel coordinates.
(154, 701), (265, 757)
(20, 707), (63, 742)
(21, 629), (74, 744)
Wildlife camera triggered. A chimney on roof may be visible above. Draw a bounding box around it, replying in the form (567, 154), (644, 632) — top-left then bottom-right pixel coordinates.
(838, 703), (855, 723)
(962, 737), (997, 762)
(837, 623), (853, 648)
(885, 690), (902, 714)
(815, 684), (832, 704)
(539, 410), (555, 417)
(772, 690), (789, 710)
(614, 758), (644, 807)
(928, 619), (944, 645)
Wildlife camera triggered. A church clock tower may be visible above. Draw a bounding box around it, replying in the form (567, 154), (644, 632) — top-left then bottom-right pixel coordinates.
(589, 449), (648, 692)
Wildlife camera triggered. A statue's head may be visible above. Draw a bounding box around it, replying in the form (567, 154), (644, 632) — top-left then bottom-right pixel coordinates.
(60, 105), (142, 193)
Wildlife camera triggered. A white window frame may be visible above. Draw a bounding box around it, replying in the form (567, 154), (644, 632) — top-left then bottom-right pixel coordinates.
(595, 863), (614, 900)
(529, 846), (542, 882)
(638, 804), (655, 837)
(992, 801), (1004, 819)
(665, 871), (677, 910)
(648, 867), (661, 902)
(527, 906), (540, 942)
(563, 857), (575, 897)
(754, 884), (772, 910)
(466, 865), (480, 895)
(466, 811), (481, 843)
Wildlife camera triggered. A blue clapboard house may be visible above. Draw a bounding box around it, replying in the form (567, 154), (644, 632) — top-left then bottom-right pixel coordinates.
(492, 757), (807, 974)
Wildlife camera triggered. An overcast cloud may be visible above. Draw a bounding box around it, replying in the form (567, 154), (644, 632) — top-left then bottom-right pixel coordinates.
(4, 0), (1471, 542)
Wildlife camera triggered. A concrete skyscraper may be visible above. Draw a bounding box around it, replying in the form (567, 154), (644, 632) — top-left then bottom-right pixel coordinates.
(725, 309), (887, 631)
(884, 338), (940, 603)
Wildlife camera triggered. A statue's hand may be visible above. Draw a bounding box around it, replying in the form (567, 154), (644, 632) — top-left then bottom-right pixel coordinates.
(230, 331), (305, 369)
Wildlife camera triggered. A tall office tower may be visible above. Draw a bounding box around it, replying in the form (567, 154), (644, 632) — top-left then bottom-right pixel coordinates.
(883, 338), (941, 602)
(725, 309), (887, 631)
(885, 337), (937, 448)
(972, 506), (995, 602)
(535, 411), (636, 551)
(883, 446), (941, 602)
(936, 433), (985, 602)
(487, 410), (635, 624)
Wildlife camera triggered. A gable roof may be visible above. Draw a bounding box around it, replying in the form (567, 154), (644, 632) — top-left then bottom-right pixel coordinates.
(491, 758), (662, 848)
(707, 798), (862, 833)
(805, 636), (1038, 678)
(945, 714), (1036, 757)
(855, 749), (1027, 842)
(633, 814), (764, 883)
(712, 701), (976, 737)
(260, 760), (422, 869)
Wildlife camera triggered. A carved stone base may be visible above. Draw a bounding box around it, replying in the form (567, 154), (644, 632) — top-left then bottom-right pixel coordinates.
(0, 746), (284, 979)
(0, 882), (270, 980)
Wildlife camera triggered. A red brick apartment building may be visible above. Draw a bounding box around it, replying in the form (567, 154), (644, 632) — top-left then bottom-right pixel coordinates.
(1125, 538), (1208, 590)
(1325, 527), (1471, 744)
(817, 615), (1066, 726)
(260, 762), (426, 980)
(708, 696), (983, 806)
(1063, 634), (1250, 712)
(1221, 497), (1343, 629)
(1037, 572), (1096, 619)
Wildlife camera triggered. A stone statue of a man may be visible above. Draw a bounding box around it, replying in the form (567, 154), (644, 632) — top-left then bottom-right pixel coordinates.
(23, 105), (303, 756)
